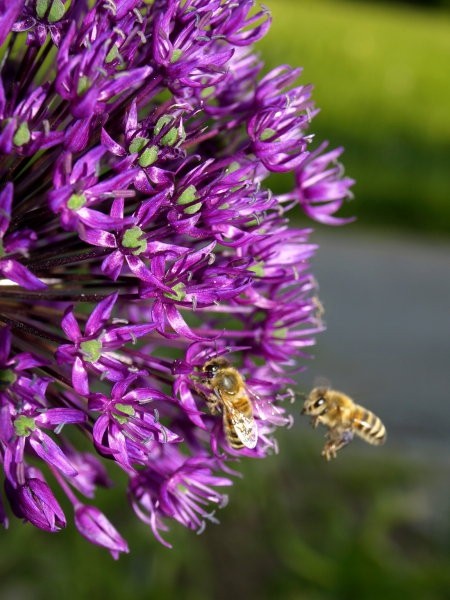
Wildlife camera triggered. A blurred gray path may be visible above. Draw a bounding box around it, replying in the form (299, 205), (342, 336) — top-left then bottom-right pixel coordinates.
(299, 228), (450, 455)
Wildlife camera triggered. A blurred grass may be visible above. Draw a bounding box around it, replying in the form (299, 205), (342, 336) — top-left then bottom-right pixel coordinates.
(259, 0), (450, 234)
(1, 432), (449, 600)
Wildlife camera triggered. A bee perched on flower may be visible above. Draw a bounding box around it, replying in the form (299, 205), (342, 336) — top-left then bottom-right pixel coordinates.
(0, 0), (354, 556)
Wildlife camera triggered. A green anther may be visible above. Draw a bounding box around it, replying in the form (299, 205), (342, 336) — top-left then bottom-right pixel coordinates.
(114, 403), (136, 424)
(260, 127), (276, 141)
(218, 202), (230, 210)
(249, 262), (265, 277)
(77, 75), (90, 95)
(160, 127), (178, 147)
(0, 240), (5, 258)
(164, 282), (186, 301)
(80, 339), (102, 363)
(67, 193), (87, 211)
(116, 403), (135, 417)
(154, 115), (173, 136)
(0, 368), (17, 389)
(106, 44), (119, 64)
(13, 122), (31, 146)
(14, 415), (36, 437)
(129, 136), (149, 154)
(170, 49), (182, 63)
(122, 226), (147, 255)
(273, 327), (288, 339)
(49, 0), (66, 22)
(138, 145), (158, 167)
(114, 414), (128, 425)
(177, 185), (201, 215)
(36, 0), (50, 18)
(200, 86), (215, 98)
(226, 161), (240, 173)
(37, 0), (66, 21)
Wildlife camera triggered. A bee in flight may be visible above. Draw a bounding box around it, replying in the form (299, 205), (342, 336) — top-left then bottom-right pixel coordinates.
(302, 387), (386, 460)
(200, 357), (257, 450)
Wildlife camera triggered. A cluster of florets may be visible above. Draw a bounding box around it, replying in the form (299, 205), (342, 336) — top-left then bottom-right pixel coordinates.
(0, 0), (353, 556)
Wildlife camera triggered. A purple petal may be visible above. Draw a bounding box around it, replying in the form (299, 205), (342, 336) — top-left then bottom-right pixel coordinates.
(101, 127), (126, 156)
(61, 307), (82, 341)
(29, 432), (78, 477)
(165, 304), (207, 340)
(35, 408), (87, 427)
(99, 67), (153, 101)
(74, 505), (129, 558)
(126, 255), (173, 292)
(0, 326), (11, 364)
(0, 182), (13, 236)
(102, 323), (156, 346)
(173, 378), (206, 430)
(0, 259), (47, 290)
(0, 117), (15, 154)
(85, 292), (118, 336)
(65, 116), (94, 152)
(72, 356), (90, 396)
(101, 250), (124, 281)
(80, 227), (117, 248)
(0, 0), (25, 46)
(7, 477), (66, 532)
(14, 352), (48, 371)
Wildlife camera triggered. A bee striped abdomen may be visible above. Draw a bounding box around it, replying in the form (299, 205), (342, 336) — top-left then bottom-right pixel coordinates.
(223, 411), (244, 449)
(223, 394), (254, 449)
(353, 406), (386, 445)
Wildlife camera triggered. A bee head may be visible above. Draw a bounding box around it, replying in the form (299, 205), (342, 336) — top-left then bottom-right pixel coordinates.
(202, 357), (230, 379)
(301, 387), (328, 416)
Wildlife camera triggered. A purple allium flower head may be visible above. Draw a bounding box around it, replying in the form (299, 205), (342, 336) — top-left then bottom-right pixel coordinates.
(0, 0), (354, 554)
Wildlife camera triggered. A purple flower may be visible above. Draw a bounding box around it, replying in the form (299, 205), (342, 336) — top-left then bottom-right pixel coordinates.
(129, 453), (232, 547)
(5, 470), (66, 532)
(0, 184), (47, 289)
(56, 292), (156, 394)
(285, 143), (355, 225)
(0, 0), (354, 554)
(89, 375), (181, 469)
(74, 504), (129, 559)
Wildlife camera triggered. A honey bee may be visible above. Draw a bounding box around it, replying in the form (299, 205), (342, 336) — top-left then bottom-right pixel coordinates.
(201, 357), (257, 450)
(302, 387), (386, 460)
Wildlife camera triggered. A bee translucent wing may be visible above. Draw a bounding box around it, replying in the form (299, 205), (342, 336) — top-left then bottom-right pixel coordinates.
(312, 375), (331, 390)
(226, 404), (258, 449)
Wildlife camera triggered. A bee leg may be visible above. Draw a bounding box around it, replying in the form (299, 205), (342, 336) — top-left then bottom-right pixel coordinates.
(191, 383), (220, 415)
(322, 429), (353, 460)
(322, 441), (337, 460)
(206, 393), (222, 415)
(311, 415), (324, 429)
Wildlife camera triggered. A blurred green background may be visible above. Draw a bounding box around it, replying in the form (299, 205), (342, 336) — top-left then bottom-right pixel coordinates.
(261, 0), (450, 234)
(2, 1), (450, 599)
